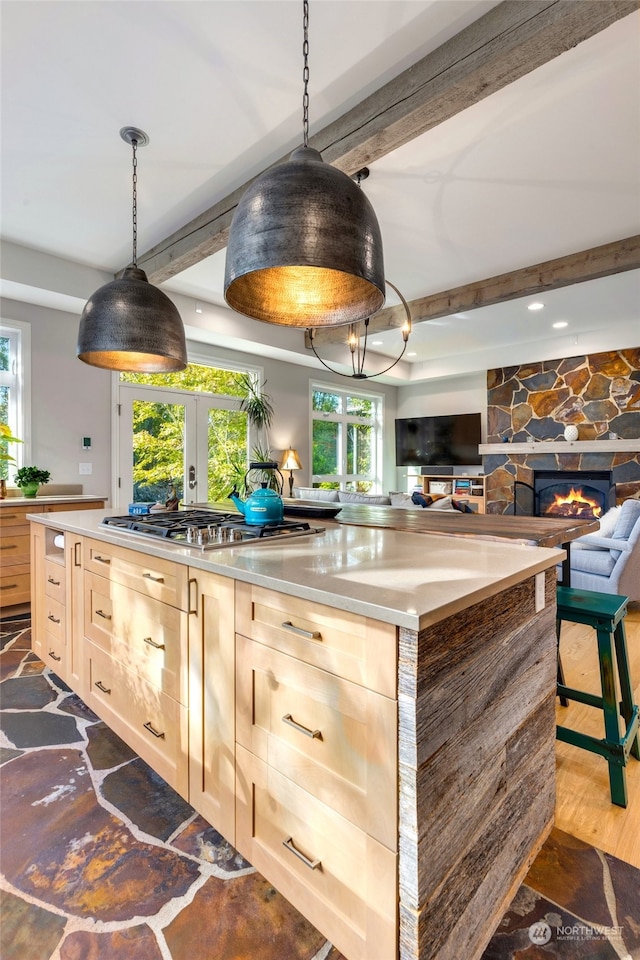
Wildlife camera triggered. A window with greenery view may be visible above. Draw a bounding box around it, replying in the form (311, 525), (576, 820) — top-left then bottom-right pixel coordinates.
(0, 323), (26, 481)
(121, 363), (252, 503)
(311, 384), (382, 492)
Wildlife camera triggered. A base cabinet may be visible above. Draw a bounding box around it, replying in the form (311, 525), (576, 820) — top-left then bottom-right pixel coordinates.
(187, 568), (236, 843)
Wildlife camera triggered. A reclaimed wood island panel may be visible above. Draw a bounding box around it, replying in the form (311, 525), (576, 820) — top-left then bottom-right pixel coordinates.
(29, 508), (562, 960)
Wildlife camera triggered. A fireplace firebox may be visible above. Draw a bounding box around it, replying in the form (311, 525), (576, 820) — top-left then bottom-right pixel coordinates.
(514, 470), (615, 518)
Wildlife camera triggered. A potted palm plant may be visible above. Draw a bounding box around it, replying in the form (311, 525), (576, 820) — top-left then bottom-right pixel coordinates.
(14, 465), (51, 498)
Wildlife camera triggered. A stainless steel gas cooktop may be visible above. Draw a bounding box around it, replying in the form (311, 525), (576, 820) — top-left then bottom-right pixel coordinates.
(101, 509), (325, 551)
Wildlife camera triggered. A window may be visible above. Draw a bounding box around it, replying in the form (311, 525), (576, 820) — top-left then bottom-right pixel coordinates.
(117, 360), (259, 505)
(0, 319), (29, 479)
(311, 383), (382, 492)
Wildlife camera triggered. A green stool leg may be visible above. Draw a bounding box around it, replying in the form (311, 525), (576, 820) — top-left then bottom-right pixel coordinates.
(614, 621), (640, 762)
(596, 624), (627, 807)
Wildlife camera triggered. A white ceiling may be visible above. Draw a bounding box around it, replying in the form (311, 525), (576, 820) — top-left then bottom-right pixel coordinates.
(1, 1), (639, 383)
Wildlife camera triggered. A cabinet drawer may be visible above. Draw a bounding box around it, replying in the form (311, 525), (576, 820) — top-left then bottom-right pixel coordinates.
(44, 559), (66, 603)
(84, 538), (187, 609)
(85, 641), (187, 797)
(235, 582), (397, 698)
(84, 572), (186, 703)
(43, 596), (65, 643)
(0, 570), (31, 606)
(0, 505), (42, 527)
(237, 634), (397, 849)
(236, 745), (397, 960)
(0, 533), (30, 565)
(43, 629), (66, 674)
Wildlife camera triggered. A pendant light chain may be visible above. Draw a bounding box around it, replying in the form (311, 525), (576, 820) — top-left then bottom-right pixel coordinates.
(131, 136), (138, 267)
(302, 0), (310, 148)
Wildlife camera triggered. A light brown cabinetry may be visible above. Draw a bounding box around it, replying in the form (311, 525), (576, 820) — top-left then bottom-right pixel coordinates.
(421, 473), (486, 513)
(2, 499), (104, 614)
(234, 581), (398, 960)
(82, 537), (190, 798)
(2, 504), (42, 608)
(187, 568), (236, 842)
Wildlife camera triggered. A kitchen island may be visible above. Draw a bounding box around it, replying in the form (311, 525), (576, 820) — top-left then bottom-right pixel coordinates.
(29, 507), (563, 960)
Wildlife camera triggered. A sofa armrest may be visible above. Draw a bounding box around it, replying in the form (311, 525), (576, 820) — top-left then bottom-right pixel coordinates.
(573, 534), (631, 552)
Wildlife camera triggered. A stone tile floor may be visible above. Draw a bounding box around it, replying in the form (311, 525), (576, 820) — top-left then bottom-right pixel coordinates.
(1, 616), (639, 960)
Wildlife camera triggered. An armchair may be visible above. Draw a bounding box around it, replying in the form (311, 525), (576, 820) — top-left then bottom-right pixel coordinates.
(568, 499), (640, 601)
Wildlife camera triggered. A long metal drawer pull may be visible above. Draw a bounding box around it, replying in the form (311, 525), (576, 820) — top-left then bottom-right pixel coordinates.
(2, 513), (17, 519)
(143, 572), (165, 583)
(280, 620), (322, 640)
(94, 555), (111, 564)
(0, 583), (17, 590)
(282, 837), (321, 870)
(0, 544), (17, 550)
(48, 650), (62, 662)
(96, 609), (112, 620)
(95, 680), (111, 694)
(47, 576), (61, 586)
(143, 636), (165, 650)
(282, 713), (322, 740)
(47, 613), (61, 624)
(143, 721), (165, 739)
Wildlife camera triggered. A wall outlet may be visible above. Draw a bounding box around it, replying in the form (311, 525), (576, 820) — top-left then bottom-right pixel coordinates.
(79, 462), (92, 475)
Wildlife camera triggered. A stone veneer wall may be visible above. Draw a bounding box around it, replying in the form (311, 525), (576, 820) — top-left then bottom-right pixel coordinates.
(484, 349), (640, 514)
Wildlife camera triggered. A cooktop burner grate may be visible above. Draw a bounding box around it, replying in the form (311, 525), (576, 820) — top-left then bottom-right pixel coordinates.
(101, 509), (324, 550)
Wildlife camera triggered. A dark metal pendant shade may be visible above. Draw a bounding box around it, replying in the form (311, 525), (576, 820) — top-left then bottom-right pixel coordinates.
(77, 266), (187, 372)
(224, 147), (385, 327)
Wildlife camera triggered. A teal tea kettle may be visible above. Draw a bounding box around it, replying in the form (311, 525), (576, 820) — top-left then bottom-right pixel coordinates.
(229, 483), (284, 525)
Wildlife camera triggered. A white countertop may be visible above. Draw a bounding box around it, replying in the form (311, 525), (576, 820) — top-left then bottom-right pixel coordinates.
(29, 508), (564, 631)
(1, 495), (107, 506)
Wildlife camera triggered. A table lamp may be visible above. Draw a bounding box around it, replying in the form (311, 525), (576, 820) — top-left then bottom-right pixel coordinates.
(280, 448), (303, 497)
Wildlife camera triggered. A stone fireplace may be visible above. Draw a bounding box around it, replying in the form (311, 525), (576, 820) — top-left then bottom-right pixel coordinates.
(482, 349), (640, 514)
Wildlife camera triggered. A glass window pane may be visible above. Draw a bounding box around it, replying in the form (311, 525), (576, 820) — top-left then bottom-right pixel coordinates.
(132, 400), (185, 502)
(312, 420), (339, 475)
(346, 395), (374, 417)
(347, 423), (373, 475)
(312, 390), (342, 413)
(0, 337), (9, 372)
(207, 408), (247, 502)
(121, 363), (247, 397)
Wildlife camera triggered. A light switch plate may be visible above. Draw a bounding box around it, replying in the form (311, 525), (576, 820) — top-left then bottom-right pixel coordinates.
(79, 462), (92, 475)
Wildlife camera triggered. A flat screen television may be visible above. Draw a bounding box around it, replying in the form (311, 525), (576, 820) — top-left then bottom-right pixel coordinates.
(395, 412), (482, 466)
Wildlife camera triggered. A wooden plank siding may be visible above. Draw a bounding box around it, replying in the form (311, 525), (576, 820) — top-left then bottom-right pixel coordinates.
(397, 569), (557, 959)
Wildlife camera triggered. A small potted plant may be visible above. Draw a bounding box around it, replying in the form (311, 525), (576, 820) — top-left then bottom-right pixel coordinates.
(14, 465), (51, 498)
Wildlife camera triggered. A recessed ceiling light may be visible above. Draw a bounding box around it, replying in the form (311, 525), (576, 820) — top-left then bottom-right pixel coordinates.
(528, 302), (544, 311)
(553, 321), (568, 329)
(371, 340), (383, 346)
(195, 302), (203, 314)
(407, 351), (417, 357)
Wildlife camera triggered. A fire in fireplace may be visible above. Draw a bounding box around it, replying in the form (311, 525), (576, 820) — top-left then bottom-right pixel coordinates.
(514, 471), (615, 518)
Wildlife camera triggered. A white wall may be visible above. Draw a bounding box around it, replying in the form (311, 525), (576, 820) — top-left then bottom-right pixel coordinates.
(394, 372), (487, 490)
(2, 298), (113, 500)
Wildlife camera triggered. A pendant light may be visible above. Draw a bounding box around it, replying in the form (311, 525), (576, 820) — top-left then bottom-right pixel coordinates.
(77, 127), (187, 372)
(308, 281), (412, 380)
(224, 0), (385, 328)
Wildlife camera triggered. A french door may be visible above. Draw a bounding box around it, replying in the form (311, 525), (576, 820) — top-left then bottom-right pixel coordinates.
(116, 385), (247, 510)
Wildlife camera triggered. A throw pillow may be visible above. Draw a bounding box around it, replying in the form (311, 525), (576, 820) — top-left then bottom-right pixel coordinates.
(390, 493), (422, 509)
(295, 487), (340, 502)
(612, 499), (640, 541)
(598, 505), (621, 538)
(337, 491), (392, 505)
(428, 495), (456, 511)
(411, 491), (433, 508)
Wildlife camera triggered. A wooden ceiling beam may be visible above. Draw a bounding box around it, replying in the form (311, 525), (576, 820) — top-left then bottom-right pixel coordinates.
(138, 0), (638, 284)
(305, 235), (640, 346)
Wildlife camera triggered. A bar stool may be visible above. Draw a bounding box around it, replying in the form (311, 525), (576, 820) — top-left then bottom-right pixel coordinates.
(556, 586), (640, 807)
